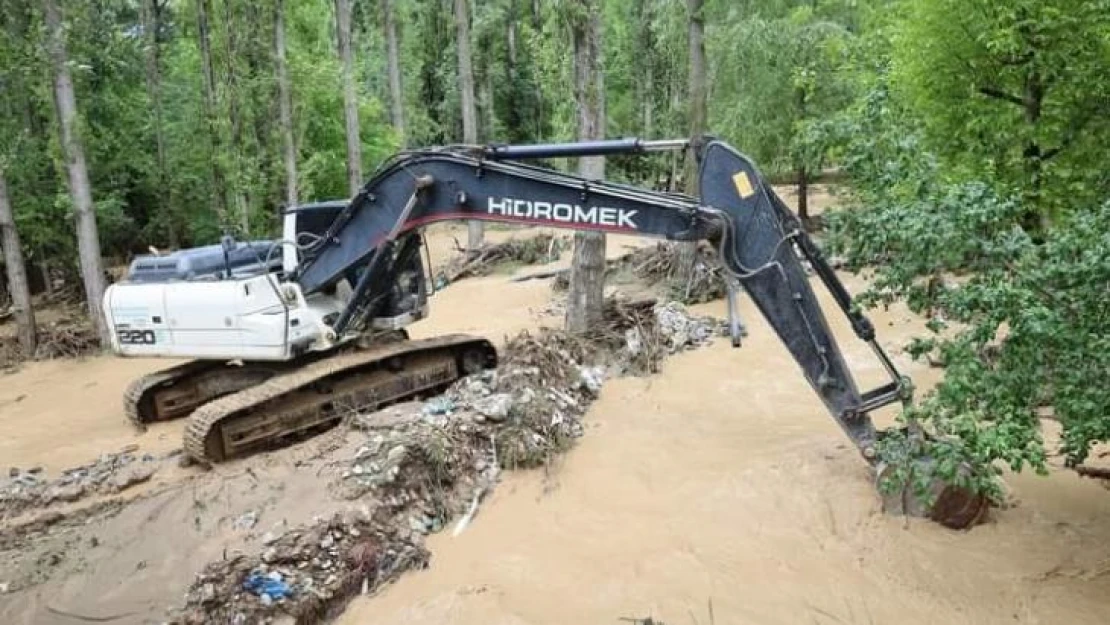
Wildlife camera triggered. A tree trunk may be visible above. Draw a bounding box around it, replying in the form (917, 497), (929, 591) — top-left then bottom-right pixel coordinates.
(223, 1), (251, 235)
(43, 0), (109, 346)
(565, 0), (606, 335)
(1022, 69), (1047, 234)
(275, 0), (297, 208)
(40, 261), (53, 299)
(675, 0), (707, 291)
(382, 0), (405, 145)
(795, 83), (810, 226)
(796, 165), (810, 224)
(0, 170), (36, 355)
(140, 0), (174, 247)
(634, 0), (655, 137)
(455, 0), (483, 251)
(335, 0), (362, 197)
(480, 33), (496, 139)
(196, 0), (230, 226)
(504, 0), (517, 135)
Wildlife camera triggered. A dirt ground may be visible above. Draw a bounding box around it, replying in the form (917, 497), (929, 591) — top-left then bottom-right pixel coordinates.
(2, 187), (1110, 624)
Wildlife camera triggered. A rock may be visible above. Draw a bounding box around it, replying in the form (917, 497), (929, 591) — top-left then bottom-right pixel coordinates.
(422, 397), (455, 415)
(8, 467), (18, 478)
(472, 393), (512, 422)
(386, 445), (407, 464)
(624, 328), (643, 355)
(262, 532), (278, 545)
(266, 571), (283, 582)
(107, 463), (157, 493)
(260, 593), (273, 606)
(234, 511), (259, 531)
(28, 466), (42, 474)
(121, 444), (140, 454)
(201, 583), (216, 604)
(262, 548), (278, 563)
(320, 535), (335, 550)
(516, 387), (536, 404)
(0, 582), (9, 594)
(578, 366), (604, 396)
(44, 482), (84, 503)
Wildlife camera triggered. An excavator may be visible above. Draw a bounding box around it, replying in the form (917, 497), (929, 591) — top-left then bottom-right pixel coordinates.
(102, 136), (987, 528)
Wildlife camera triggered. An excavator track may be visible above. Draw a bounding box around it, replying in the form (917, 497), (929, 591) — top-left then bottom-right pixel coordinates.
(123, 360), (285, 429)
(182, 333), (497, 464)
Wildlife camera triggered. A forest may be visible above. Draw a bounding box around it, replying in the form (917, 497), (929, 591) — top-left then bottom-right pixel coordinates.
(1, 0), (1109, 501)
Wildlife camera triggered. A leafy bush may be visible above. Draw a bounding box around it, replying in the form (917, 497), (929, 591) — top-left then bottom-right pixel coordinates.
(826, 84), (1110, 500)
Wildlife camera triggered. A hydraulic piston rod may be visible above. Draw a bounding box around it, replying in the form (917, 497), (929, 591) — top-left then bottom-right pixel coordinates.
(482, 137), (690, 161)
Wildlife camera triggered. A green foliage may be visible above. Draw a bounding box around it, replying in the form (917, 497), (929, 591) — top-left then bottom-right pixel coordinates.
(827, 56), (1110, 496)
(706, 0), (860, 178)
(889, 0), (1110, 221)
(1, 0), (400, 266)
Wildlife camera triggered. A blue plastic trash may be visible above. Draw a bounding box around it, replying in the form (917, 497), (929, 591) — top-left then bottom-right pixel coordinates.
(243, 572), (291, 600)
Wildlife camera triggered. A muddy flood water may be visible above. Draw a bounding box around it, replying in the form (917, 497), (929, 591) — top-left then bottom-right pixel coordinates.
(335, 278), (1110, 625)
(2, 209), (1109, 624)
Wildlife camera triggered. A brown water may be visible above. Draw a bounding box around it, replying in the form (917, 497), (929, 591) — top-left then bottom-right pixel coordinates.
(337, 279), (1110, 625)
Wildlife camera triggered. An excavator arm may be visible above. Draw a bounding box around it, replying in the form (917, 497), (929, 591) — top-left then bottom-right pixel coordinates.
(294, 136), (906, 463)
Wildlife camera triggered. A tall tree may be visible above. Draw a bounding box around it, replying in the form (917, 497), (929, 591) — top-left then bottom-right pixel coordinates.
(382, 0), (405, 145)
(140, 0), (173, 246)
(42, 0), (109, 346)
(892, 0), (1110, 231)
(455, 0), (483, 250)
(335, 0), (362, 197)
(221, 0), (251, 233)
(0, 168), (35, 354)
(565, 0), (606, 334)
(196, 0), (230, 226)
(684, 0), (707, 193)
(274, 0), (297, 208)
(675, 0), (707, 287)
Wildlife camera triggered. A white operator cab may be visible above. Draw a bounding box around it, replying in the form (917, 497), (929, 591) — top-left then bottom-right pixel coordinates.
(103, 202), (354, 362)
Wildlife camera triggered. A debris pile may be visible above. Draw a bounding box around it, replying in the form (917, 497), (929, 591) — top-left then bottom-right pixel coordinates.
(0, 313), (100, 369)
(1, 446), (160, 519)
(336, 327), (601, 500)
(621, 241), (729, 304)
(174, 305), (724, 624)
(178, 510), (429, 625)
(32, 316), (101, 359)
(541, 295), (727, 374)
(552, 242), (729, 304)
(438, 232), (568, 284)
